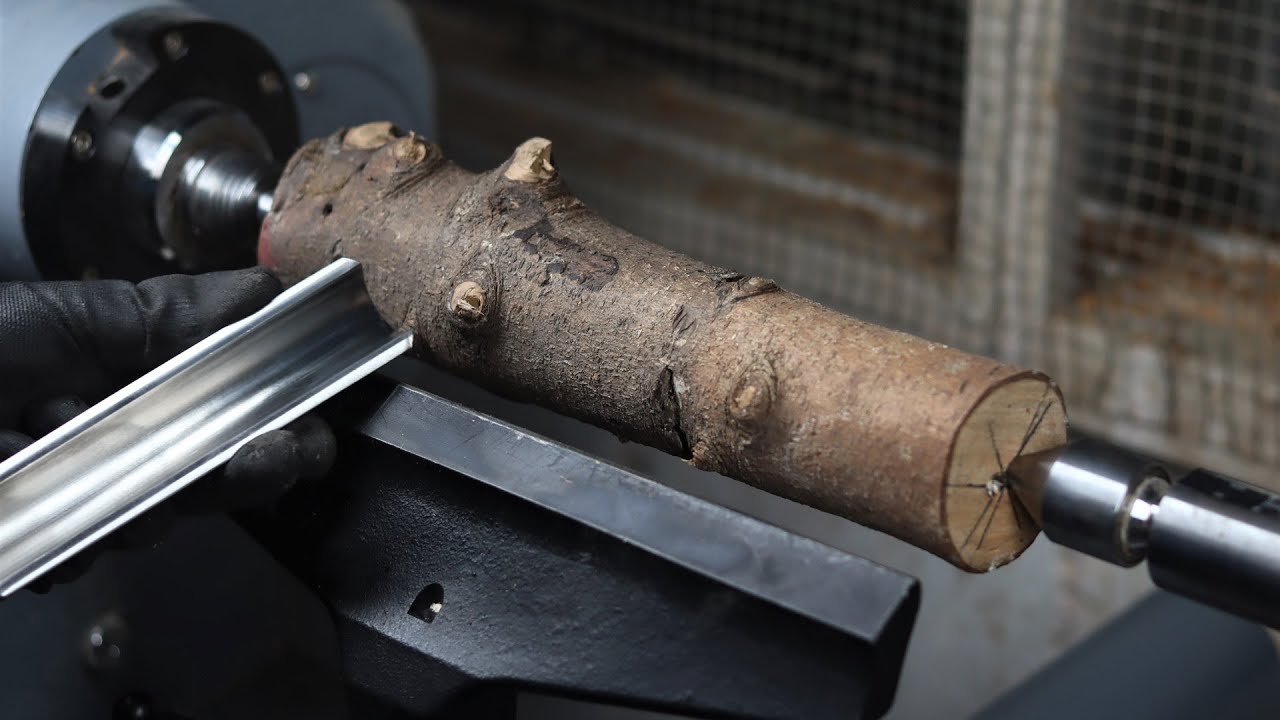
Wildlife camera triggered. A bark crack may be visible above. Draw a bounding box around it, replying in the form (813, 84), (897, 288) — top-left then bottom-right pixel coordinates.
(656, 366), (693, 457)
(513, 218), (618, 290)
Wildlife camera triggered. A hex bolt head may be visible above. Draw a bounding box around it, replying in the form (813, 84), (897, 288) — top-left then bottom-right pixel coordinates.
(258, 70), (283, 95)
(82, 612), (128, 671)
(162, 31), (186, 60)
(70, 130), (94, 160)
(293, 71), (315, 94)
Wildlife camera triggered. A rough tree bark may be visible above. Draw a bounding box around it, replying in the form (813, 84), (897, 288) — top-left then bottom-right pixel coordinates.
(260, 122), (1068, 572)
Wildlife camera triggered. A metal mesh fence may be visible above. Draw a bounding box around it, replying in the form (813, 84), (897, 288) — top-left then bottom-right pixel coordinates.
(1058, 0), (1280, 477)
(478, 0), (967, 157)
(413, 0), (1280, 487)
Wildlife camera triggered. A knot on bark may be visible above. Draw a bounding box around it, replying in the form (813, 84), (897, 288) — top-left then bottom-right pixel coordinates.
(449, 281), (487, 324)
(444, 260), (500, 335)
(715, 273), (780, 305)
(727, 361), (777, 438)
(392, 136), (430, 164)
(504, 138), (556, 183)
(343, 122), (405, 150)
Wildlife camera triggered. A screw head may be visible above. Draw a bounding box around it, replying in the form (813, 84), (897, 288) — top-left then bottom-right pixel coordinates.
(82, 612), (128, 671)
(162, 31), (186, 60)
(293, 71), (315, 94)
(112, 692), (156, 720)
(70, 130), (94, 160)
(258, 70), (283, 95)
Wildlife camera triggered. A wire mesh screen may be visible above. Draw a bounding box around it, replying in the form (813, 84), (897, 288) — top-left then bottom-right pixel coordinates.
(1056, 0), (1280, 478)
(514, 0), (968, 158)
(412, 0), (1280, 487)
(417, 0), (967, 340)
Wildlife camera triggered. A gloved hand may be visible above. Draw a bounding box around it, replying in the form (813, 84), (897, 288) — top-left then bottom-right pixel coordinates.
(0, 268), (336, 590)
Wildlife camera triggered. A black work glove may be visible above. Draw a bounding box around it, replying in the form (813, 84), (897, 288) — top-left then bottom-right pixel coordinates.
(0, 268), (336, 590)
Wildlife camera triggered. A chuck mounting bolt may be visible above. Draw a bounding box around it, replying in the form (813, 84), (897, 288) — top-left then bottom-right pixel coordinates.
(1010, 440), (1280, 628)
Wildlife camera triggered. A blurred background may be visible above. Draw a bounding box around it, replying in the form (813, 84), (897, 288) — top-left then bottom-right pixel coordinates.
(389, 1), (1280, 717)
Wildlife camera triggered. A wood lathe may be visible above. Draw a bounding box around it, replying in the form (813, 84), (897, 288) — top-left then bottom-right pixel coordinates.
(260, 123), (1280, 625)
(1, 2), (1278, 715)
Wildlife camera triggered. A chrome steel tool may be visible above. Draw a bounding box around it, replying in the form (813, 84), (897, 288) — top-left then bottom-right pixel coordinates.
(1010, 439), (1280, 628)
(0, 258), (412, 595)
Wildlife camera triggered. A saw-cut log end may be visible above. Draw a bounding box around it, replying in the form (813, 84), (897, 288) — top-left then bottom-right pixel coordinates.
(943, 376), (1068, 571)
(503, 137), (556, 183)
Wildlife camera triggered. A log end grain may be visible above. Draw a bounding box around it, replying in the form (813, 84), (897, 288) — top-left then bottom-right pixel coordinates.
(944, 377), (1068, 570)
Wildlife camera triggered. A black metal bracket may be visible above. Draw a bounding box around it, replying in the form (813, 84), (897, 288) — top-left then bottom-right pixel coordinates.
(259, 380), (919, 719)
